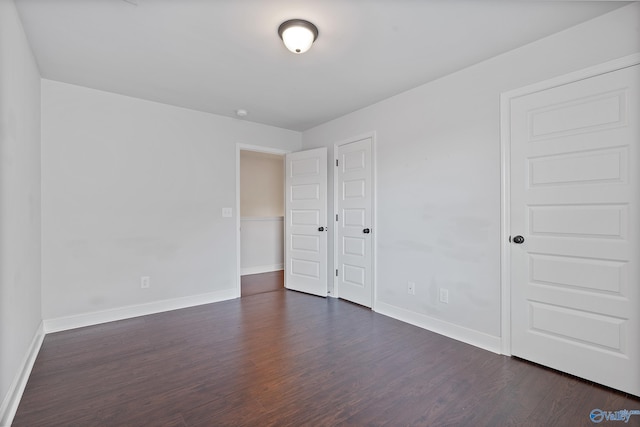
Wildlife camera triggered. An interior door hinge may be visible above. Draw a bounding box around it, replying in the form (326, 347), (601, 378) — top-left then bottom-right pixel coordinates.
(336, 159), (339, 167)
(336, 214), (339, 221)
(336, 269), (339, 277)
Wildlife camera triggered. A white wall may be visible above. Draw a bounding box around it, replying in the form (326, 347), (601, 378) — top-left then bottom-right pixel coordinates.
(240, 218), (284, 275)
(0, 0), (42, 422)
(41, 80), (301, 321)
(302, 3), (640, 348)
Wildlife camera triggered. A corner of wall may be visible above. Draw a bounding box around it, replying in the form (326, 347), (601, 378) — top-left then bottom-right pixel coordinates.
(0, 323), (45, 427)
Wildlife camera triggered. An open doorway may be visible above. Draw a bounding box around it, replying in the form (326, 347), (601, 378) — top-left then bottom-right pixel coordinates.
(238, 148), (286, 297)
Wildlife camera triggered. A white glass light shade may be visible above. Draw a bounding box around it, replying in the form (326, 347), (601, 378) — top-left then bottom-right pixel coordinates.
(282, 26), (314, 54)
(278, 20), (318, 54)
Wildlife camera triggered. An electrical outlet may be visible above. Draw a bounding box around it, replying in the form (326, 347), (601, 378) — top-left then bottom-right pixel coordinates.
(407, 281), (415, 295)
(439, 288), (449, 304)
(141, 276), (150, 289)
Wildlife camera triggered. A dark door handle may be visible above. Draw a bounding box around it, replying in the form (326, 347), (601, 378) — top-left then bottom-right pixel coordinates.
(318, 227), (325, 232)
(363, 228), (370, 234)
(512, 235), (525, 244)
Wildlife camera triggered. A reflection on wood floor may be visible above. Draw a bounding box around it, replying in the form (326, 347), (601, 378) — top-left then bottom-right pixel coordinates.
(241, 270), (284, 297)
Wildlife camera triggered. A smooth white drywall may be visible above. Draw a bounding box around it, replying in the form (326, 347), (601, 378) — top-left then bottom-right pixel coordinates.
(240, 151), (284, 217)
(41, 80), (301, 320)
(302, 3), (640, 338)
(0, 0), (42, 420)
(240, 218), (284, 275)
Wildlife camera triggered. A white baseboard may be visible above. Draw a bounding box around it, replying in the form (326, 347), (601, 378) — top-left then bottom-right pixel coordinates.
(44, 288), (239, 334)
(241, 264), (284, 276)
(374, 300), (502, 354)
(0, 321), (45, 427)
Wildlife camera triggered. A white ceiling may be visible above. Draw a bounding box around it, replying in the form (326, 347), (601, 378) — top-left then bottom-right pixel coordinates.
(15, 0), (627, 131)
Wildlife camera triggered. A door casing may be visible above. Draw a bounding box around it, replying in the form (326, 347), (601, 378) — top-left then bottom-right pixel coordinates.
(235, 143), (290, 298)
(499, 53), (640, 355)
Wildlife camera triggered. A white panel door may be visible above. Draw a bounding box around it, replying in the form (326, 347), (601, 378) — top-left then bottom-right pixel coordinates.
(285, 148), (328, 297)
(510, 65), (639, 396)
(336, 138), (373, 307)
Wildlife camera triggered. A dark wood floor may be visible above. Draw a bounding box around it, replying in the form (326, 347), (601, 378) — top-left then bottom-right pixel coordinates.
(13, 284), (640, 426)
(241, 270), (284, 297)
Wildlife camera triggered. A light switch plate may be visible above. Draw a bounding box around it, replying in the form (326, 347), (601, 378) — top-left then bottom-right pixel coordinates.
(222, 207), (233, 218)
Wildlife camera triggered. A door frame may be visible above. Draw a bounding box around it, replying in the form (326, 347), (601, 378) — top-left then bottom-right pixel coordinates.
(235, 143), (290, 298)
(499, 53), (640, 355)
(333, 131), (377, 309)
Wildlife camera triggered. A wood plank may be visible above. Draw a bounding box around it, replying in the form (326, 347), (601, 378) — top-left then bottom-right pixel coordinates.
(241, 270), (284, 297)
(13, 287), (640, 426)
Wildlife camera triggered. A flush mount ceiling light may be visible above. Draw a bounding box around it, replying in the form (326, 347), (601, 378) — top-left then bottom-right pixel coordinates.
(278, 19), (319, 54)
